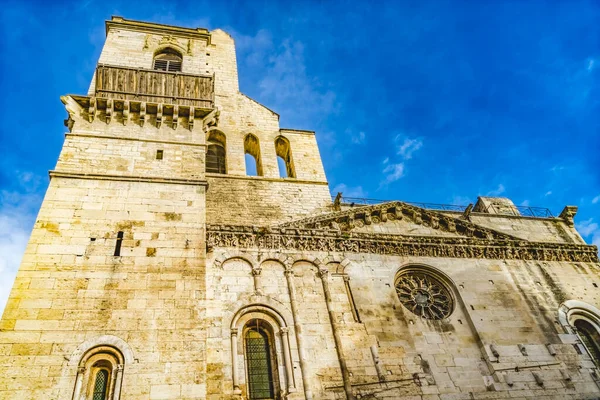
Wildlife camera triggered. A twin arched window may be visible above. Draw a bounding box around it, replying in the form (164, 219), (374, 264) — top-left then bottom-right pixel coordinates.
(153, 48), (183, 72)
(244, 134), (263, 176)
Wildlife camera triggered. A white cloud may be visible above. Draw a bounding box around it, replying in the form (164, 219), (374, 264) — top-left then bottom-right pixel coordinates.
(0, 172), (43, 316)
(332, 183), (367, 198)
(520, 199), (531, 206)
(396, 136), (423, 160)
(351, 131), (366, 145)
(382, 163), (405, 185)
(544, 191), (552, 197)
(576, 219), (600, 250)
(257, 39), (337, 123)
(451, 195), (471, 205)
(486, 184), (506, 197)
(588, 58), (595, 72)
(592, 195), (600, 204)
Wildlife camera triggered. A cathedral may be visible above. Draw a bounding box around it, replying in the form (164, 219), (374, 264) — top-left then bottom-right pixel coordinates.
(2, 16), (600, 400)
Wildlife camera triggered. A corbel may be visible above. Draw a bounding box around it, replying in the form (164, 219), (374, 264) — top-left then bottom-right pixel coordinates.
(172, 105), (178, 129)
(88, 97), (96, 123)
(122, 101), (129, 126)
(188, 107), (195, 131)
(106, 99), (113, 124)
(156, 103), (163, 128)
(140, 102), (146, 127)
(559, 206), (578, 227)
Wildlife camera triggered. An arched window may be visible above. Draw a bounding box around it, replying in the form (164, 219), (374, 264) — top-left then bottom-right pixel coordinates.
(92, 368), (109, 400)
(575, 319), (600, 366)
(72, 345), (124, 400)
(244, 134), (263, 176)
(244, 319), (276, 399)
(274, 136), (295, 178)
(153, 48), (182, 72)
(558, 300), (600, 367)
(206, 130), (227, 174)
(230, 305), (295, 397)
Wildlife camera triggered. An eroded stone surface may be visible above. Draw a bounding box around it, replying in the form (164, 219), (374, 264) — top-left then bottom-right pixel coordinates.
(1, 16), (599, 400)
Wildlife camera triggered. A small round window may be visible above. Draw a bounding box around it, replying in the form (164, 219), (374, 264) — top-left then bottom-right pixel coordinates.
(395, 270), (454, 320)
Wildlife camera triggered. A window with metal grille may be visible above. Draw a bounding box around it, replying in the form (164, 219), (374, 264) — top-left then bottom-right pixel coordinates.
(153, 48), (182, 72)
(206, 143), (226, 174)
(92, 369), (109, 400)
(245, 327), (275, 399)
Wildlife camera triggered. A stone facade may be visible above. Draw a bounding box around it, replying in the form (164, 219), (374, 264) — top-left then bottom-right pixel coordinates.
(1, 16), (600, 400)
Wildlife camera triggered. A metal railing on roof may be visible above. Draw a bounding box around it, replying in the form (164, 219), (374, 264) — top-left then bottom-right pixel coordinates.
(333, 196), (554, 218)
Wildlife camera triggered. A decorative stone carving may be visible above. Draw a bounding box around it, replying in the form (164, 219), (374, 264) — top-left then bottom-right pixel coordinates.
(277, 201), (519, 242)
(206, 225), (599, 263)
(395, 271), (453, 319)
(559, 206), (578, 227)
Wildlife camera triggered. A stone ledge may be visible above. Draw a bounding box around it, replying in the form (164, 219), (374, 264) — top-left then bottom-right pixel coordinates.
(50, 171), (208, 186)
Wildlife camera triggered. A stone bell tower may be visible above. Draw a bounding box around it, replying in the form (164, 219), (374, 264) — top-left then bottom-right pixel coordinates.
(0, 16), (332, 399)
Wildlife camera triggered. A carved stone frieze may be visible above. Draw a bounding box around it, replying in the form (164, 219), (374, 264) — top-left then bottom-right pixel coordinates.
(277, 201), (520, 241)
(207, 225), (599, 263)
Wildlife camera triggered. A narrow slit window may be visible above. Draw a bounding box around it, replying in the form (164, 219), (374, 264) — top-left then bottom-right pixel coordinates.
(114, 231), (124, 256)
(156, 150), (164, 160)
(153, 48), (182, 72)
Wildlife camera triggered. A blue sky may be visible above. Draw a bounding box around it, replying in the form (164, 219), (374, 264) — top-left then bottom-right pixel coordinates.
(1, 0), (599, 314)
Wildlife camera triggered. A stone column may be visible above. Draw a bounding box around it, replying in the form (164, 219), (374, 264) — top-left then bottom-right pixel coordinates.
(318, 268), (355, 400)
(113, 364), (124, 400)
(280, 327), (295, 392)
(251, 267), (263, 294)
(231, 328), (242, 394)
(71, 366), (85, 400)
(284, 268), (313, 400)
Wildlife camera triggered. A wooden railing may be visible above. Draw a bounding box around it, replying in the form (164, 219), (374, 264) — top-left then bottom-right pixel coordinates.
(95, 64), (214, 109)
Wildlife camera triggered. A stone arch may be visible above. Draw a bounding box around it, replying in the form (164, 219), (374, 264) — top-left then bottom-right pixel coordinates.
(229, 304), (296, 396)
(558, 300), (600, 365)
(213, 251), (258, 270)
(290, 255), (325, 271)
(152, 47), (183, 72)
(322, 255), (351, 274)
(70, 335), (134, 400)
(243, 133), (263, 176)
(206, 129), (227, 174)
(258, 252), (293, 270)
(69, 335), (134, 367)
(274, 135), (295, 178)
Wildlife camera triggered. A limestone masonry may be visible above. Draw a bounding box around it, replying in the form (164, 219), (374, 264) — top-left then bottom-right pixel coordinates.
(1, 16), (600, 400)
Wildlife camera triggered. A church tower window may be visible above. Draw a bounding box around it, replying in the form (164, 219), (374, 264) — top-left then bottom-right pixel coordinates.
(244, 133), (263, 176)
(153, 48), (182, 72)
(206, 130), (227, 174)
(395, 269), (454, 320)
(274, 136), (295, 178)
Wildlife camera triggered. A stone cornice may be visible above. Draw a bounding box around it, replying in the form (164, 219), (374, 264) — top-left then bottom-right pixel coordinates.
(206, 225), (599, 263)
(50, 171), (208, 186)
(278, 201), (521, 241)
(106, 16), (211, 43)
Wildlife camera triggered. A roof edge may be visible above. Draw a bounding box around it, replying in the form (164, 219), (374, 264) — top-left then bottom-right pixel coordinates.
(106, 16), (211, 43)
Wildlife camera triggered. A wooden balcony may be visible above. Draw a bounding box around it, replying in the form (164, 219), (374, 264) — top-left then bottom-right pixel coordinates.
(94, 64), (214, 109)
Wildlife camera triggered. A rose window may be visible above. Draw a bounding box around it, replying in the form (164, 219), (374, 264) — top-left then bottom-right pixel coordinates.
(395, 271), (453, 320)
